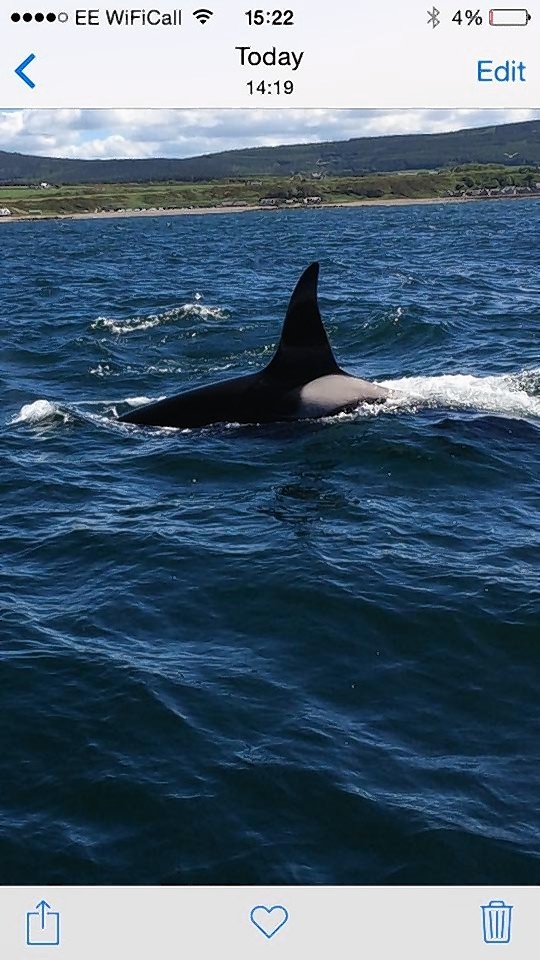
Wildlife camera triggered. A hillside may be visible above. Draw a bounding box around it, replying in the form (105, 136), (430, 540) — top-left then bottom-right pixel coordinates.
(0, 120), (539, 185)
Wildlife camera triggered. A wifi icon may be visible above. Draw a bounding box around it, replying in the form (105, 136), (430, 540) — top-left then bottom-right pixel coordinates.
(193, 7), (213, 22)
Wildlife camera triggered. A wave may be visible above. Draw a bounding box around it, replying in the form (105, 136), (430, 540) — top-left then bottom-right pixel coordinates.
(7, 395), (165, 429)
(378, 369), (540, 419)
(512, 369), (540, 396)
(8, 399), (69, 426)
(90, 361), (187, 378)
(9, 369), (540, 432)
(122, 395), (163, 407)
(91, 303), (229, 335)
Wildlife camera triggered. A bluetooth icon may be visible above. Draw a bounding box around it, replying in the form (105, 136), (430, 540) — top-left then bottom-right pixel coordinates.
(427, 6), (441, 27)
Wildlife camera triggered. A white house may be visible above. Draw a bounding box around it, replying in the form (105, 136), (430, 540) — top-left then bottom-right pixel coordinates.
(0, 207), (11, 217)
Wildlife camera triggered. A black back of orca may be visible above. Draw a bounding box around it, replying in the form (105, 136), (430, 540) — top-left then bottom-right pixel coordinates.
(119, 262), (346, 428)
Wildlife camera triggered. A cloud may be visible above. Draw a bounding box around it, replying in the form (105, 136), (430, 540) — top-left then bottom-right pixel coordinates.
(0, 108), (538, 159)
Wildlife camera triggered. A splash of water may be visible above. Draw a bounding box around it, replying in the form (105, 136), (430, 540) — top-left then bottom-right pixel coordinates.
(91, 303), (228, 335)
(378, 370), (540, 419)
(9, 399), (65, 425)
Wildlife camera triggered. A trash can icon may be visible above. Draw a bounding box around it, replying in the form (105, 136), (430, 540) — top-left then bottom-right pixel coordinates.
(481, 900), (513, 944)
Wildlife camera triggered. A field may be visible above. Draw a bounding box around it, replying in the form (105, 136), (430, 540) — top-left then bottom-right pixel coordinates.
(1, 164), (539, 218)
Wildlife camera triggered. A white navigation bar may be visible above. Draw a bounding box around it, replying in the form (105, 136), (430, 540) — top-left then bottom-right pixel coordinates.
(2, 1), (539, 107)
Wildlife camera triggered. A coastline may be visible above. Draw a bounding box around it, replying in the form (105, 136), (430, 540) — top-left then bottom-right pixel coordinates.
(0, 192), (538, 224)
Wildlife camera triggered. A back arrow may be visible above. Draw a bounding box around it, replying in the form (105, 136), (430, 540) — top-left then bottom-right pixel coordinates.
(15, 54), (36, 89)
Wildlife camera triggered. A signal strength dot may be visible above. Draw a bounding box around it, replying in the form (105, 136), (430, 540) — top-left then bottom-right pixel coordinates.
(11, 10), (58, 21)
(193, 8), (214, 23)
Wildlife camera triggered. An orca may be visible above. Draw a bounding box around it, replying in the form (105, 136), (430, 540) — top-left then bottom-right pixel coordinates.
(118, 262), (390, 429)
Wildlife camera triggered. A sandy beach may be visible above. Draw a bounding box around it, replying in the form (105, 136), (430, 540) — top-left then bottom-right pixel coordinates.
(0, 193), (537, 224)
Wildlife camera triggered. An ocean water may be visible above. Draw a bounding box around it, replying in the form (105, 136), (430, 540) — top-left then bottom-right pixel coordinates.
(1, 201), (539, 885)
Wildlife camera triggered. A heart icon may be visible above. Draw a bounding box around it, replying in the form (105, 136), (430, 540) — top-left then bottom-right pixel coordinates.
(250, 905), (289, 939)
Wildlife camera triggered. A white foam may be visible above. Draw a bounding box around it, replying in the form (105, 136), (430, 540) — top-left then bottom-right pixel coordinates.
(124, 395), (164, 407)
(9, 399), (63, 425)
(91, 303), (228, 335)
(89, 363), (112, 377)
(378, 370), (540, 419)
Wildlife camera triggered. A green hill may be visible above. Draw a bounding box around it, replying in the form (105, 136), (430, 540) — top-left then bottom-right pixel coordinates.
(0, 120), (539, 185)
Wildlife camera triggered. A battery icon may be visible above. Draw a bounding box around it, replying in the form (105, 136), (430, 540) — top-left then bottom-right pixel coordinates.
(489, 8), (532, 24)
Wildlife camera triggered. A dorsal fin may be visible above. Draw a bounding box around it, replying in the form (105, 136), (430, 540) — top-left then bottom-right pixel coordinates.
(264, 262), (341, 387)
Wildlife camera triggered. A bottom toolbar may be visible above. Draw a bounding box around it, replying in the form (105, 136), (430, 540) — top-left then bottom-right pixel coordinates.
(0, 887), (537, 958)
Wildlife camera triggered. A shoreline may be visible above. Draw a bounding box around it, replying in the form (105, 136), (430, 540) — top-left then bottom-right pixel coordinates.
(0, 192), (538, 224)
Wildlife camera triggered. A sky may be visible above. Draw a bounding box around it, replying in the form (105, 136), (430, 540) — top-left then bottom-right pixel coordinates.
(0, 108), (538, 159)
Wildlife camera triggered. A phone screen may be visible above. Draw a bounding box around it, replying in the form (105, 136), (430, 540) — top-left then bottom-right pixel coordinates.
(1, 3), (539, 957)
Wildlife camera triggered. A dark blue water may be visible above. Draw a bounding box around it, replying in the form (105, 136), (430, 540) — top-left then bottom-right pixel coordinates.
(1, 202), (539, 885)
